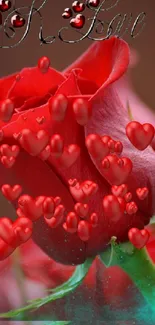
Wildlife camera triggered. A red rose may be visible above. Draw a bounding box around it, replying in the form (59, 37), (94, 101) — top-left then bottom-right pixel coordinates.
(0, 36), (155, 266)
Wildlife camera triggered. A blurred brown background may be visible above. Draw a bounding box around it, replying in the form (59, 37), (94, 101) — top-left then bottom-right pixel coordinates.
(0, 0), (154, 108)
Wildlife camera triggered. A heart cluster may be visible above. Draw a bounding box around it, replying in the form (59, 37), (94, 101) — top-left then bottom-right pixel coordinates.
(0, 216), (33, 260)
(0, 80), (153, 260)
(62, 0), (100, 29)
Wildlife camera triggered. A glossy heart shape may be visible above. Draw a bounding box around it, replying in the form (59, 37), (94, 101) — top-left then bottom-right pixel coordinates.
(0, 0), (11, 12)
(1, 156), (15, 168)
(0, 144), (20, 158)
(19, 129), (49, 156)
(1, 184), (22, 201)
(111, 184), (128, 197)
(126, 121), (155, 150)
(11, 14), (25, 28)
(74, 202), (89, 217)
(102, 195), (126, 223)
(62, 8), (73, 19)
(70, 14), (85, 29)
(0, 99), (14, 122)
(85, 134), (110, 161)
(18, 195), (45, 221)
(57, 144), (80, 168)
(101, 154), (133, 185)
(128, 228), (150, 249)
(136, 187), (149, 200)
(72, 1), (85, 13)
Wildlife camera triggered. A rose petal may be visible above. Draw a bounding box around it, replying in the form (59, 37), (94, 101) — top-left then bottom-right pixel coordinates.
(64, 36), (129, 92)
(85, 85), (155, 223)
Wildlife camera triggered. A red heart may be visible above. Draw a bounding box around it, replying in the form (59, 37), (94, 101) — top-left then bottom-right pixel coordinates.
(13, 217), (33, 245)
(0, 144), (20, 158)
(48, 94), (68, 122)
(19, 129), (49, 156)
(1, 184), (22, 201)
(73, 98), (92, 126)
(77, 220), (91, 241)
(1, 156), (15, 168)
(74, 203), (89, 217)
(57, 144), (80, 168)
(102, 195), (126, 223)
(11, 14), (25, 28)
(69, 180), (98, 202)
(87, 0), (100, 8)
(111, 184), (128, 197)
(0, 218), (15, 245)
(85, 134), (110, 162)
(18, 195), (45, 221)
(128, 228), (150, 249)
(62, 8), (73, 19)
(126, 121), (155, 150)
(45, 204), (65, 228)
(0, 99), (14, 122)
(50, 134), (64, 158)
(43, 197), (55, 219)
(63, 212), (79, 233)
(72, 1), (85, 12)
(136, 187), (149, 200)
(70, 14), (85, 29)
(101, 154), (133, 185)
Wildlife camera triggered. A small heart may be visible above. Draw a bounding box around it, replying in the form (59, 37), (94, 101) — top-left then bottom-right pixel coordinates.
(136, 187), (149, 200)
(111, 184), (128, 197)
(126, 121), (155, 150)
(69, 180), (98, 202)
(74, 203), (89, 217)
(50, 134), (64, 158)
(63, 211), (79, 233)
(68, 178), (78, 187)
(0, 99), (14, 122)
(62, 8), (73, 19)
(70, 14), (85, 29)
(11, 14), (25, 28)
(128, 228), (150, 249)
(0, 218), (14, 245)
(57, 144), (80, 168)
(77, 220), (91, 241)
(102, 195), (126, 223)
(19, 129), (49, 156)
(43, 197), (55, 219)
(13, 217), (33, 245)
(1, 156), (15, 168)
(45, 205), (65, 228)
(1, 184), (22, 201)
(72, 1), (85, 13)
(48, 94), (68, 122)
(126, 201), (138, 215)
(18, 195), (45, 221)
(101, 154), (133, 185)
(87, 0), (100, 7)
(0, 144), (20, 158)
(36, 116), (45, 124)
(0, 0), (11, 12)
(85, 134), (110, 162)
(73, 98), (92, 126)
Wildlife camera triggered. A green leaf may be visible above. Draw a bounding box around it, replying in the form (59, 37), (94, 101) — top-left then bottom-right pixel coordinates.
(0, 257), (94, 319)
(49, 256), (93, 293)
